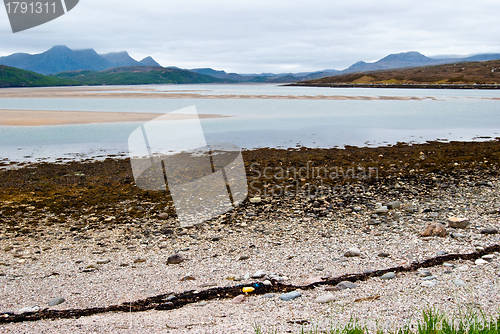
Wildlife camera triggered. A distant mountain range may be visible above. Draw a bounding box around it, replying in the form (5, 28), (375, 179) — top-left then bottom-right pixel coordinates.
(0, 45), (161, 75)
(1, 46), (500, 85)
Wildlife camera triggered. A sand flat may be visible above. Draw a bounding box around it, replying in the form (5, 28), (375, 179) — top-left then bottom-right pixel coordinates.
(0, 109), (227, 126)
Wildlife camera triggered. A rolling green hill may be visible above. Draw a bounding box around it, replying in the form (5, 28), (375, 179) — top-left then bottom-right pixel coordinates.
(0, 65), (77, 88)
(52, 66), (232, 85)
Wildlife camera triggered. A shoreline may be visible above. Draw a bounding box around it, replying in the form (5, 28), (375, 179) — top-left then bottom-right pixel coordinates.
(288, 82), (500, 89)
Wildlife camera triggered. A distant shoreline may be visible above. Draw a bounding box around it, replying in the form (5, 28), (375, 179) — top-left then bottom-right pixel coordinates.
(287, 82), (500, 89)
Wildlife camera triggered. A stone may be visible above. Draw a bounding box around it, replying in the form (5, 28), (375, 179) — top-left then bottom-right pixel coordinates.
(17, 305), (41, 314)
(303, 276), (323, 285)
(475, 259), (488, 265)
(133, 258), (146, 263)
(238, 255), (249, 261)
(367, 219), (380, 225)
(453, 279), (466, 287)
(279, 291), (301, 301)
(336, 281), (358, 290)
(167, 253), (185, 264)
(231, 294), (246, 304)
(452, 233), (466, 238)
(386, 201), (401, 210)
(374, 206), (388, 214)
(261, 293), (276, 298)
(344, 247), (361, 257)
(96, 259), (110, 264)
(180, 274), (196, 281)
(447, 217), (470, 229)
(480, 228), (498, 235)
(314, 294), (336, 303)
(482, 254), (494, 261)
(158, 213), (169, 220)
(380, 272), (396, 280)
(263, 280), (272, 286)
(378, 252), (390, 258)
(418, 270), (432, 277)
(48, 297), (65, 306)
(421, 223), (447, 237)
(421, 281), (436, 287)
(251, 270), (266, 279)
(422, 276), (437, 281)
(249, 197), (262, 204)
(83, 263), (99, 272)
(195, 301), (208, 307)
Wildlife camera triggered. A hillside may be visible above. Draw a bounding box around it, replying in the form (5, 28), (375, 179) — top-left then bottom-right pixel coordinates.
(296, 59), (500, 86)
(0, 65), (77, 88)
(52, 66), (232, 85)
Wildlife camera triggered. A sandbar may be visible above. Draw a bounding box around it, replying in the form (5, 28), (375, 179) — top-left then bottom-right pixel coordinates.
(0, 109), (227, 126)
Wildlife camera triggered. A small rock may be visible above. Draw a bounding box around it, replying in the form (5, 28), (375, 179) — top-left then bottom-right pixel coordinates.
(238, 255), (249, 261)
(48, 297), (65, 306)
(231, 294), (246, 304)
(475, 259), (488, 265)
(303, 277), (323, 285)
(195, 301), (208, 307)
(167, 253), (185, 264)
(279, 291), (301, 301)
(482, 254), (494, 261)
(119, 263), (129, 267)
(180, 274), (196, 281)
(378, 252), (390, 258)
(457, 265), (468, 271)
(133, 258), (146, 264)
(374, 206), (388, 214)
(480, 228), (498, 235)
(452, 233), (466, 239)
(421, 223), (447, 237)
(263, 280), (272, 286)
(314, 294), (335, 303)
(83, 263), (99, 272)
(158, 213), (169, 220)
(17, 305), (41, 314)
(251, 270), (266, 279)
(453, 279), (466, 287)
(336, 281), (358, 290)
(96, 259), (110, 264)
(421, 281), (436, 287)
(422, 276), (437, 281)
(367, 219), (380, 225)
(447, 217), (470, 229)
(418, 270), (432, 277)
(386, 201), (401, 209)
(380, 272), (396, 280)
(261, 293), (276, 298)
(249, 197), (262, 204)
(443, 263), (454, 268)
(344, 247), (361, 257)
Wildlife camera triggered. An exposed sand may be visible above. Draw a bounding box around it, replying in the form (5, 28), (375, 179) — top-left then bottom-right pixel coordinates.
(0, 109), (228, 126)
(0, 86), (427, 100)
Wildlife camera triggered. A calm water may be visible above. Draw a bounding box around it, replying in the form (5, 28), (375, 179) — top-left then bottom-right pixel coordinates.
(0, 84), (499, 162)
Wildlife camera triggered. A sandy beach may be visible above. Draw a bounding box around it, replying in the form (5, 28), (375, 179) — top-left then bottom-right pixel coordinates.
(1, 141), (500, 333)
(0, 109), (227, 126)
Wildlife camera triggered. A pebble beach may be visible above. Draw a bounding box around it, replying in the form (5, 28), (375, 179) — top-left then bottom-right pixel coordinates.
(1, 140), (500, 333)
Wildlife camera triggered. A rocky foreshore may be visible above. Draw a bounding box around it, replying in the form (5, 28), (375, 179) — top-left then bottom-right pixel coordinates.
(1, 140), (500, 333)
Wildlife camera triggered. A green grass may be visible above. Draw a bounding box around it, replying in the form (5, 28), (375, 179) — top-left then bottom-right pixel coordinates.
(52, 67), (230, 85)
(0, 65), (78, 88)
(253, 308), (500, 334)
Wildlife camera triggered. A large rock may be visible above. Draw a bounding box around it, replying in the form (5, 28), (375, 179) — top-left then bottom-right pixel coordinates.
(314, 294), (335, 303)
(447, 217), (470, 229)
(421, 223), (447, 237)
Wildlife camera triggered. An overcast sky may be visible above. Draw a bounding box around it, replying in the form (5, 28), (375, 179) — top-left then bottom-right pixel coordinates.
(1, 0), (499, 73)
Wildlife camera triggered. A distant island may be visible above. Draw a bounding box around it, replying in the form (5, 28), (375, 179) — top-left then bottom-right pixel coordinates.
(290, 59), (500, 89)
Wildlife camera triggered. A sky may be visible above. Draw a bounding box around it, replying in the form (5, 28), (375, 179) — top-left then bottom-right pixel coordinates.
(1, 0), (500, 73)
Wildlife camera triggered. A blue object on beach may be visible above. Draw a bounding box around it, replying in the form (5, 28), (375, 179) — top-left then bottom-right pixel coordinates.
(279, 291), (301, 301)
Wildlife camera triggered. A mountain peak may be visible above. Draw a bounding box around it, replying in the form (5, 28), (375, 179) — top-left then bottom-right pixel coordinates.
(139, 56), (162, 67)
